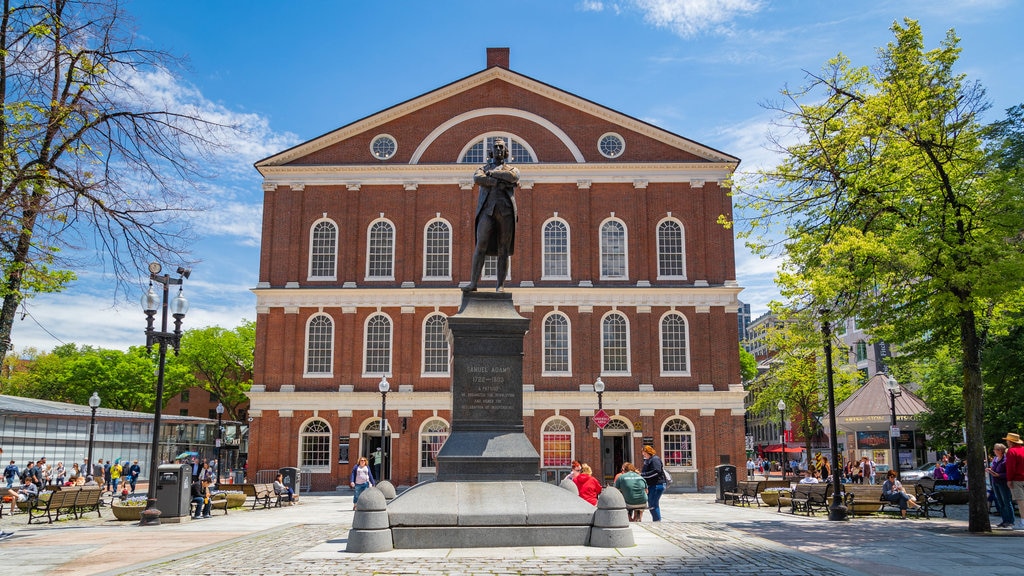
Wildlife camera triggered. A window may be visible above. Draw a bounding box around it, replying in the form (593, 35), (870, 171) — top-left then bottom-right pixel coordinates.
(423, 220), (451, 279)
(600, 220), (627, 279)
(855, 340), (868, 362)
(543, 312), (571, 374)
(660, 312), (689, 374)
(601, 312), (630, 374)
(541, 418), (573, 468)
(598, 133), (625, 158)
(481, 255), (510, 281)
(422, 314), (450, 375)
(657, 219), (685, 278)
(366, 220), (395, 279)
(419, 419), (450, 470)
(338, 439), (350, 464)
(364, 314), (392, 375)
(180, 390), (189, 402)
(299, 419), (331, 471)
(542, 219), (570, 279)
(370, 134), (397, 160)
(309, 220), (337, 279)
(459, 135), (536, 163)
(305, 314), (333, 375)
(662, 418), (694, 468)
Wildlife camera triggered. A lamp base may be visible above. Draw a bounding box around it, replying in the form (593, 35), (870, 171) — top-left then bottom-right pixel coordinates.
(828, 500), (848, 521)
(139, 501), (162, 526)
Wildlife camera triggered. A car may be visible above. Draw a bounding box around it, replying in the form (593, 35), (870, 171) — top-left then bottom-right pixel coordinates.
(899, 462), (937, 481)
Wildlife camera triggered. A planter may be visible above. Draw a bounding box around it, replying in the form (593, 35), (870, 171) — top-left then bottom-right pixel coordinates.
(760, 490), (783, 507)
(111, 502), (146, 521)
(222, 492), (246, 508)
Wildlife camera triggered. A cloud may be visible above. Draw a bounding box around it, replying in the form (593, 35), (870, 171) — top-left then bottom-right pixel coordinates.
(633, 0), (763, 38)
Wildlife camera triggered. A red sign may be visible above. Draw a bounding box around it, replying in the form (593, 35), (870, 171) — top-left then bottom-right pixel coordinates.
(593, 409), (611, 429)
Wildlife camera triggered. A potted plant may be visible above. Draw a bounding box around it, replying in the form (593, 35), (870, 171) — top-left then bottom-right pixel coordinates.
(111, 496), (148, 521)
(760, 487), (787, 507)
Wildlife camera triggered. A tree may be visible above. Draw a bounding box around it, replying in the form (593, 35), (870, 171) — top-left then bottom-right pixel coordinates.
(739, 344), (758, 383)
(0, 0), (237, 359)
(738, 19), (1024, 531)
(174, 321), (254, 421)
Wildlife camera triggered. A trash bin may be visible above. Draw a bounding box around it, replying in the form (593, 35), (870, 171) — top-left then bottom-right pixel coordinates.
(232, 470), (245, 484)
(715, 464), (737, 503)
(279, 466), (300, 497)
(155, 463), (192, 517)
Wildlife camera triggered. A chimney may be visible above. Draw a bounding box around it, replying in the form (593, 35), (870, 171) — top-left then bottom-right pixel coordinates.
(486, 47), (510, 69)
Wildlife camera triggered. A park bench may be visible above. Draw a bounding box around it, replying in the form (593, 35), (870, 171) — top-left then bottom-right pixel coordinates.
(241, 483), (275, 509)
(27, 490), (77, 524)
(845, 482), (926, 518)
(777, 483), (831, 516)
(72, 488), (103, 519)
(190, 492), (229, 517)
(724, 480), (764, 507)
(915, 478), (967, 518)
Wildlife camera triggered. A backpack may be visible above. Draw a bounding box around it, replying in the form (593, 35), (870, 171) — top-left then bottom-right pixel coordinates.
(662, 468), (672, 485)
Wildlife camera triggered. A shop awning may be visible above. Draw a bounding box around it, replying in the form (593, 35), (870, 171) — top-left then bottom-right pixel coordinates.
(762, 445), (804, 453)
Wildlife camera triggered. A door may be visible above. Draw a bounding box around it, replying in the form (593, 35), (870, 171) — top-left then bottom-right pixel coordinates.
(362, 432), (391, 481)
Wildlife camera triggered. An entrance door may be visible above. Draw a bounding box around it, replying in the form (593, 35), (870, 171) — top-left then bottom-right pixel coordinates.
(362, 431), (391, 481)
(600, 428), (633, 483)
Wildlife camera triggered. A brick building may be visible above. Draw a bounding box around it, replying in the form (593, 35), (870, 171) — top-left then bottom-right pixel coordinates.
(246, 48), (744, 492)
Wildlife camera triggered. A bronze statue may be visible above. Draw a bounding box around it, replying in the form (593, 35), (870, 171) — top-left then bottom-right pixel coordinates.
(465, 138), (519, 292)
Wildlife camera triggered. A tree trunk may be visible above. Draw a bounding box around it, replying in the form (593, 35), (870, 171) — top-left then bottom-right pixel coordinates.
(960, 308), (989, 532)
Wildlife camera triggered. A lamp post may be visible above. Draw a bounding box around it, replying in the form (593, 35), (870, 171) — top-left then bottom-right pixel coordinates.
(215, 402), (224, 489)
(777, 399), (786, 479)
(378, 375), (390, 482)
(87, 392), (101, 472)
(885, 375), (902, 481)
(139, 262), (190, 526)
(594, 377), (605, 485)
(821, 312), (848, 521)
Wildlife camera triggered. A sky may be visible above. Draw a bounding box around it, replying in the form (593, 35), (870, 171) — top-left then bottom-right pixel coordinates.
(11, 0), (1024, 354)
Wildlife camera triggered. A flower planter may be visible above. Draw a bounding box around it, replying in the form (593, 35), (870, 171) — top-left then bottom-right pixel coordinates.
(760, 490), (783, 507)
(111, 502), (146, 521)
(222, 492), (246, 508)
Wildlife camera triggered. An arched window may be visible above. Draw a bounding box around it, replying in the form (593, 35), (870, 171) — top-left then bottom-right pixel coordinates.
(600, 219), (628, 279)
(422, 314), (450, 375)
(601, 312), (630, 374)
(423, 220), (451, 280)
(459, 134), (536, 164)
(305, 314), (333, 376)
(541, 418), (573, 468)
(419, 418), (450, 470)
(309, 219), (337, 280)
(366, 219), (395, 280)
(542, 218), (570, 279)
(299, 419), (331, 472)
(364, 314), (392, 375)
(657, 219), (685, 279)
(543, 312), (571, 375)
(660, 312), (689, 374)
(662, 418), (695, 468)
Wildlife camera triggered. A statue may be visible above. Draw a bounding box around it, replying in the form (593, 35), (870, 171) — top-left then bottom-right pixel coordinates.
(465, 138), (519, 292)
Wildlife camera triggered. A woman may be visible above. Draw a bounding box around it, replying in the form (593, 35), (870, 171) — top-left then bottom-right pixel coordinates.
(882, 469), (919, 519)
(273, 472), (298, 504)
(640, 445), (667, 521)
(54, 461), (66, 486)
(567, 460), (582, 481)
(988, 443), (1015, 528)
(66, 463), (81, 485)
(349, 456), (375, 510)
(572, 463), (602, 505)
(614, 462), (648, 522)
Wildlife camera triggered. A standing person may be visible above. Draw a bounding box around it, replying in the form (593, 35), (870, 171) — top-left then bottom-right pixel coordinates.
(614, 462), (648, 522)
(128, 460), (141, 493)
(110, 459), (123, 494)
(92, 459), (104, 486)
(3, 459), (17, 490)
(567, 460), (582, 481)
(54, 461), (66, 486)
(372, 447), (384, 482)
(572, 463), (603, 505)
(987, 443), (1015, 529)
(348, 456), (375, 510)
(860, 457), (875, 485)
(103, 459), (112, 492)
(464, 138), (519, 292)
(1002, 432), (1024, 530)
(746, 458), (755, 479)
(640, 445), (667, 522)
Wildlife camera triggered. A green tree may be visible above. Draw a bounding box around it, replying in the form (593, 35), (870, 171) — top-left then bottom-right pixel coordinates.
(738, 20), (1024, 530)
(175, 321), (254, 421)
(739, 344), (758, 383)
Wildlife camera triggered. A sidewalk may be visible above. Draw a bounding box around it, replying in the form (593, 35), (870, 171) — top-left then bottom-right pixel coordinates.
(2, 492), (1022, 575)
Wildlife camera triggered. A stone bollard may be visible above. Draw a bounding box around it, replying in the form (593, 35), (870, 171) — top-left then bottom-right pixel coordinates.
(559, 476), (579, 495)
(589, 487), (635, 548)
(346, 487), (393, 552)
(375, 479), (397, 501)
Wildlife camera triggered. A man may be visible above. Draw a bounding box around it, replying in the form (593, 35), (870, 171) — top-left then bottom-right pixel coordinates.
(191, 478), (212, 519)
(860, 456), (874, 485)
(7, 477), (38, 515)
(128, 460), (141, 493)
(3, 459), (17, 490)
(372, 447), (384, 482)
(798, 470), (821, 484)
(465, 138), (519, 292)
(1003, 432), (1024, 530)
(92, 458), (104, 483)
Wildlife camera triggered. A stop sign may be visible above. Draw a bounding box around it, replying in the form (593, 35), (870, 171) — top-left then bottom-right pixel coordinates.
(593, 409), (611, 429)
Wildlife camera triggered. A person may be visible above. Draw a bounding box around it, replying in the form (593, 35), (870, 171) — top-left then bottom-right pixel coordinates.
(349, 456), (375, 510)
(7, 477), (38, 514)
(103, 459), (112, 492)
(83, 475), (98, 487)
(199, 461), (214, 484)
(92, 458), (104, 486)
(849, 458), (862, 484)
(191, 478), (212, 519)
(128, 460), (141, 493)
(3, 459), (17, 490)
(1003, 432), (1024, 530)
(567, 460), (582, 481)
(944, 456), (963, 484)
(987, 443), (1015, 529)
(465, 138), (519, 292)
(614, 462), (648, 522)
(53, 461), (66, 486)
(67, 462), (81, 484)
(372, 447), (384, 482)
(640, 445), (667, 521)
(572, 463), (602, 505)
(798, 470), (820, 484)
(746, 458), (755, 478)
(933, 460), (948, 480)
(0, 447), (10, 540)
(860, 457), (875, 485)
(110, 459), (123, 494)
(881, 469), (919, 519)
(273, 473), (297, 504)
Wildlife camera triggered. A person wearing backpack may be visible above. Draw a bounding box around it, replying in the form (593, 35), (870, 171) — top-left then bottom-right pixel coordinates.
(3, 460), (17, 489)
(640, 445), (667, 521)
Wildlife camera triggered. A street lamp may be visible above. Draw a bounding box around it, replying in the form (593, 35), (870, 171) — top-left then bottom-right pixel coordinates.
(87, 392), (101, 473)
(885, 375), (902, 481)
(777, 399), (786, 479)
(139, 262), (190, 527)
(378, 375), (390, 482)
(821, 311), (848, 521)
(594, 377), (605, 485)
(215, 402), (224, 489)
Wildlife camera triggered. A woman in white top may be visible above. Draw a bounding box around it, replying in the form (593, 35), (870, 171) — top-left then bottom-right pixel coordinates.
(349, 456), (375, 510)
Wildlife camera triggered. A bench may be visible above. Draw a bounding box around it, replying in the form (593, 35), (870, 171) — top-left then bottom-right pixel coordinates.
(724, 480), (764, 506)
(190, 492), (229, 517)
(240, 483), (275, 509)
(777, 483), (831, 516)
(842, 484), (923, 517)
(27, 490), (77, 524)
(73, 488), (103, 519)
(915, 478), (967, 518)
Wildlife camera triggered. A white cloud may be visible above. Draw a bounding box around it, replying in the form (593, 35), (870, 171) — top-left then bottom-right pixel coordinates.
(633, 0), (763, 37)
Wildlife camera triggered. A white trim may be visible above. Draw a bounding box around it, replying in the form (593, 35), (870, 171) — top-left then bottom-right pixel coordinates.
(541, 217), (571, 280)
(421, 217), (453, 281)
(598, 217), (629, 281)
(365, 217), (396, 281)
(658, 310), (691, 377)
(420, 313), (450, 377)
(370, 133), (398, 160)
(599, 310), (631, 376)
(540, 311), (572, 376)
(655, 217), (687, 280)
(361, 312), (393, 377)
(416, 109), (577, 164)
(307, 218), (338, 281)
(598, 132), (625, 159)
(302, 313), (334, 377)
(455, 131), (541, 164)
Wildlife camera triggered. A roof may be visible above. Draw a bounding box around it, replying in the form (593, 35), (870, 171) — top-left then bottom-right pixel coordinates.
(832, 374), (929, 429)
(0, 394), (223, 424)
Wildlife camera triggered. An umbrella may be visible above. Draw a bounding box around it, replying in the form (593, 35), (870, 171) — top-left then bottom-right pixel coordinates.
(176, 451), (199, 459)
(762, 445), (804, 453)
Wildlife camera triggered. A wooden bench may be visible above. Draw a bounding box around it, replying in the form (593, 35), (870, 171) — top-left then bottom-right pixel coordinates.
(777, 483), (831, 515)
(240, 483), (275, 509)
(27, 490), (76, 524)
(915, 478), (966, 518)
(724, 480), (764, 506)
(190, 492), (229, 517)
(72, 488), (103, 519)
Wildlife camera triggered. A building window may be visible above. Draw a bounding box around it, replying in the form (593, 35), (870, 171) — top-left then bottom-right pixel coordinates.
(309, 219), (337, 279)
(459, 134), (536, 164)
(543, 312), (571, 374)
(419, 418), (450, 470)
(657, 219), (685, 279)
(364, 314), (392, 376)
(598, 133), (625, 159)
(180, 390), (189, 402)
(299, 419), (331, 471)
(481, 255), (510, 281)
(600, 219), (627, 279)
(305, 314), (333, 376)
(370, 134), (397, 160)
(366, 220), (395, 280)
(855, 340), (868, 362)
(660, 312), (689, 374)
(601, 312), (630, 374)
(422, 314), (450, 375)
(541, 418), (573, 468)
(542, 219), (570, 279)
(423, 220), (451, 280)
(662, 418), (694, 468)
(338, 439), (350, 464)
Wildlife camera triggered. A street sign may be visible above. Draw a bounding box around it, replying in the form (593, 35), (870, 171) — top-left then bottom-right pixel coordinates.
(593, 409), (611, 429)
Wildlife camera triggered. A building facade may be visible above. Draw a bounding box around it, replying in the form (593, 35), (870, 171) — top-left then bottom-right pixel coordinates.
(246, 48), (744, 492)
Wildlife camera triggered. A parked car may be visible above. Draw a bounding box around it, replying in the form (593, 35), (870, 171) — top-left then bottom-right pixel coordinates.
(899, 462), (937, 481)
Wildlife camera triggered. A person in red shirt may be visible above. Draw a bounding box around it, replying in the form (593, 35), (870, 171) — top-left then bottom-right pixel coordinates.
(1002, 432), (1024, 529)
(572, 463), (603, 505)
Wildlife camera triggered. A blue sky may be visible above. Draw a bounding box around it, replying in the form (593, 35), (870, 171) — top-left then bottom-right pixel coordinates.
(12, 0), (1023, 354)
